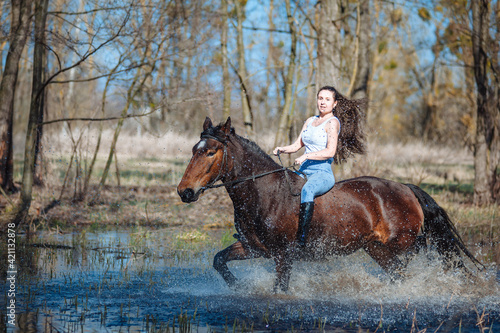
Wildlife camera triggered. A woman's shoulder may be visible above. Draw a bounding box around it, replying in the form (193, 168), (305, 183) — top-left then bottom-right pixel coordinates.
(324, 116), (340, 133)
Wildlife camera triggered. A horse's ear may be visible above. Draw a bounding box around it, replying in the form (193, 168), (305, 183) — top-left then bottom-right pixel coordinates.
(222, 117), (231, 135)
(203, 117), (213, 131)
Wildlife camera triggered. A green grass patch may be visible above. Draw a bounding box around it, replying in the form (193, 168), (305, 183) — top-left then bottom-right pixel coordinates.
(420, 181), (474, 196)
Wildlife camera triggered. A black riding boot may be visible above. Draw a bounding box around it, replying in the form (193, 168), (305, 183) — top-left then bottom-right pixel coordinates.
(297, 202), (314, 248)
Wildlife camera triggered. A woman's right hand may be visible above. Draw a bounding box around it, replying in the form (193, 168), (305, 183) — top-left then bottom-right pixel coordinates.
(273, 147), (283, 155)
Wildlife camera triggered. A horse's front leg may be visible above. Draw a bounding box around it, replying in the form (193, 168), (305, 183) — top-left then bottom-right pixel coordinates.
(213, 241), (260, 288)
(273, 254), (293, 293)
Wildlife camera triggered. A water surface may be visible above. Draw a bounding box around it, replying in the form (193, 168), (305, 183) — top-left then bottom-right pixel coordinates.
(3, 228), (499, 332)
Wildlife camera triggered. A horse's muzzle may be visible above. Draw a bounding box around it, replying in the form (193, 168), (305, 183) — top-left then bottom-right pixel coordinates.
(177, 187), (200, 203)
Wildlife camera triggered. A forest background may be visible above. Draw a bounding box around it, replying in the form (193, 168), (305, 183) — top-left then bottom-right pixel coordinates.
(0, 0), (499, 229)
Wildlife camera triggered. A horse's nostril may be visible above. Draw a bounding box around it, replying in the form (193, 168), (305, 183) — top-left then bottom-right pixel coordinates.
(180, 188), (195, 202)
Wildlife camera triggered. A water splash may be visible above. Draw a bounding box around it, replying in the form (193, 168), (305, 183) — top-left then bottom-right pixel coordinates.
(6, 229), (499, 332)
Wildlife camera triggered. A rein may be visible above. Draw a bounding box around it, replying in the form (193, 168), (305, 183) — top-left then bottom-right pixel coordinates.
(201, 165), (296, 190)
(199, 135), (303, 196)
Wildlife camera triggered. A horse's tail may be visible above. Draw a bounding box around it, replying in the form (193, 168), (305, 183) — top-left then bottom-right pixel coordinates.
(405, 183), (484, 271)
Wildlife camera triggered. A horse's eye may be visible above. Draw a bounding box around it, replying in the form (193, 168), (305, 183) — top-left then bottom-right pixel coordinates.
(207, 151), (216, 157)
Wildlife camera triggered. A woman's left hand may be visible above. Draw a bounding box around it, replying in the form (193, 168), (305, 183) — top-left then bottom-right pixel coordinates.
(294, 155), (308, 165)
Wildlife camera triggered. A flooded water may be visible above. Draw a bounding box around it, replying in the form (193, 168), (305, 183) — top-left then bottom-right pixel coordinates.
(2, 228), (499, 332)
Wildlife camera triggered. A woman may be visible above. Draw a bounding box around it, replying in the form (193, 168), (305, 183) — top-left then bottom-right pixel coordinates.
(273, 86), (366, 248)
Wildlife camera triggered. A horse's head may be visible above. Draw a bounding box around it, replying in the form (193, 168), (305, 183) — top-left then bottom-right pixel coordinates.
(177, 117), (232, 203)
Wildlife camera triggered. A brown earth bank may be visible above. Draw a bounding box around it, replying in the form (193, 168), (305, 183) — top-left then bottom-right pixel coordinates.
(0, 184), (233, 231)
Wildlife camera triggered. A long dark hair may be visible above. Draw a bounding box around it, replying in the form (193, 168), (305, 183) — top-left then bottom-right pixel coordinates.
(318, 86), (366, 164)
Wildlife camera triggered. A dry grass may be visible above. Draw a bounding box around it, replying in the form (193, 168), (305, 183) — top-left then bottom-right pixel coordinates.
(342, 140), (473, 185)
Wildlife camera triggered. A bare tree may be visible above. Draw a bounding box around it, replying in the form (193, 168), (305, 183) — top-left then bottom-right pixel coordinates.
(81, 60), (122, 201)
(471, 0), (500, 204)
(274, 0), (297, 147)
(492, 0), (500, 203)
(392, 7), (442, 142)
(316, 0), (341, 88)
(96, 2), (167, 197)
(347, 0), (371, 100)
(221, 0), (231, 120)
(234, 0), (253, 135)
(7, 1), (132, 225)
(0, 0), (33, 193)
(15, 0), (49, 224)
(262, 0), (276, 122)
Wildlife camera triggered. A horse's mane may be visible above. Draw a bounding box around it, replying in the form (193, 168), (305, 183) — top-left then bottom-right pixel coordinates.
(235, 134), (278, 165)
(202, 122), (279, 167)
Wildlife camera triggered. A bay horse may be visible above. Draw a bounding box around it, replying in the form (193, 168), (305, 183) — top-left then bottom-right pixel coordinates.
(177, 117), (482, 292)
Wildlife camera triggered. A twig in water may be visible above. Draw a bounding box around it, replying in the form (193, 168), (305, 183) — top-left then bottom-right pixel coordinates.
(474, 305), (488, 332)
(405, 296), (411, 309)
(433, 320), (444, 332)
(446, 290), (457, 310)
(374, 303), (383, 333)
(410, 309), (418, 333)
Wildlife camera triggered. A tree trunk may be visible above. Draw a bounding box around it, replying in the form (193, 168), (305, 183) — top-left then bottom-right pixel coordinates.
(305, 17), (316, 118)
(421, 53), (439, 142)
(234, 0), (253, 135)
(33, 60), (47, 187)
(264, 0), (275, 122)
(316, 0), (340, 89)
(0, 0), (32, 193)
(15, 0), (49, 224)
(274, 0), (297, 147)
(492, 1), (500, 202)
(221, 0), (231, 120)
(33, 0), (49, 187)
(420, 22), (444, 142)
(471, 0), (498, 205)
(348, 0), (371, 100)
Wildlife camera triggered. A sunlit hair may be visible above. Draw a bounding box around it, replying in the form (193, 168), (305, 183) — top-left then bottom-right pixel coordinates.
(317, 86), (367, 164)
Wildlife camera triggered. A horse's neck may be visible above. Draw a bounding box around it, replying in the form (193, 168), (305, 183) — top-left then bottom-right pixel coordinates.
(224, 142), (294, 212)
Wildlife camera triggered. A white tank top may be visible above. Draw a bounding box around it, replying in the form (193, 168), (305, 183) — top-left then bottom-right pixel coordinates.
(301, 116), (340, 154)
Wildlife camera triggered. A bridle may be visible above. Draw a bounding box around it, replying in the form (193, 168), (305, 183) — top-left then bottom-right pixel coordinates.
(198, 133), (229, 191)
(198, 133), (303, 196)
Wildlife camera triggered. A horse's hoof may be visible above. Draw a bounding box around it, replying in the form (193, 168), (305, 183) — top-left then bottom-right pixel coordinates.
(272, 287), (289, 294)
(273, 282), (290, 294)
(223, 274), (239, 289)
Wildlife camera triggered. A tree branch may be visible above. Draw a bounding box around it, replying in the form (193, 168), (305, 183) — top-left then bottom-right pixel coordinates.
(39, 106), (162, 126)
(49, 6), (133, 16)
(39, 95), (208, 126)
(34, 7), (132, 103)
(243, 25), (316, 40)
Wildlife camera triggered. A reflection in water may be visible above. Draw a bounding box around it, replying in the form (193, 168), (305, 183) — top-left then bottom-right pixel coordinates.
(1, 229), (499, 332)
